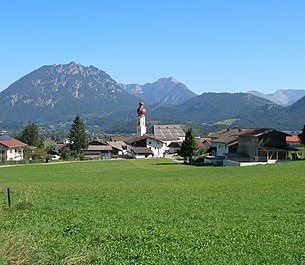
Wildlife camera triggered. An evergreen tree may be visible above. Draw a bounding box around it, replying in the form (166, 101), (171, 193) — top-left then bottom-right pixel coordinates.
(178, 128), (197, 164)
(298, 125), (305, 145)
(68, 116), (88, 155)
(19, 123), (40, 146)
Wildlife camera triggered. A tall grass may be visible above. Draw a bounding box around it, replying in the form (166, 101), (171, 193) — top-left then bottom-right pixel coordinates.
(0, 159), (304, 264)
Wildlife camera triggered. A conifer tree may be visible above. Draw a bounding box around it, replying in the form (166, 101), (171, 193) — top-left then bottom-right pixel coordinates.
(68, 116), (88, 155)
(19, 123), (40, 146)
(178, 128), (197, 164)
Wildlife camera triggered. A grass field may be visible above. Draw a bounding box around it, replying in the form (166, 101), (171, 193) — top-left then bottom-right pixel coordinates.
(0, 159), (304, 264)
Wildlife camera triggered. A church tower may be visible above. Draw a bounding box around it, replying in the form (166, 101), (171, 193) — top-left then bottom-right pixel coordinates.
(137, 101), (147, 136)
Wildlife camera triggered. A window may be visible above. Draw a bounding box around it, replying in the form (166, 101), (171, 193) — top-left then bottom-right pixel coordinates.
(148, 141), (152, 144)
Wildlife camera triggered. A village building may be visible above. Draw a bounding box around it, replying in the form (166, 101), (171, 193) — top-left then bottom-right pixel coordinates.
(286, 135), (303, 148)
(125, 135), (166, 158)
(235, 128), (292, 162)
(167, 141), (182, 154)
(106, 141), (127, 157)
(0, 135), (27, 161)
(146, 124), (185, 148)
(122, 100), (186, 159)
(82, 140), (112, 160)
(205, 127), (296, 166)
(286, 135), (304, 159)
(204, 127), (243, 165)
(110, 136), (133, 143)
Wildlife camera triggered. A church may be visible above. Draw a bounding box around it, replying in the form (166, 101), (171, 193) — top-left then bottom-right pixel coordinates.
(126, 101), (185, 158)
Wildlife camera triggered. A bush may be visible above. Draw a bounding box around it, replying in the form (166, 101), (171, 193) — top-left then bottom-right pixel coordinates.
(78, 153), (85, 161)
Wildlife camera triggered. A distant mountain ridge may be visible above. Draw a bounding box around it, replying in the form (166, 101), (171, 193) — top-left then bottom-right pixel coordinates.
(0, 62), (138, 123)
(248, 89), (305, 106)
(0, 62), (304, 132)
(149, 92), (280, 124)
(119, 77), (196, 105)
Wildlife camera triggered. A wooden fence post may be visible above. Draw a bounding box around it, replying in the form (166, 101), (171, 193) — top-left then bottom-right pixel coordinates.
(7, 188), (11, 208)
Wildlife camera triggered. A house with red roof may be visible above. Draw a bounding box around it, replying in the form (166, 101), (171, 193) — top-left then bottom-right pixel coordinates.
(286, 135), (303, 148)
(0, 136), (27, 161)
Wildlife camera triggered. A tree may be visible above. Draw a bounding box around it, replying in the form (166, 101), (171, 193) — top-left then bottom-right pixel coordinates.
(298, 125), (305, 145)
(178, 128), (198, 164)
(68, 116), (88, 155)
(19, 123), (39, 146)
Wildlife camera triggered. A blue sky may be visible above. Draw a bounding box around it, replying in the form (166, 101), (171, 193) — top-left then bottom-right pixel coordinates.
(0, 0), (304, 94)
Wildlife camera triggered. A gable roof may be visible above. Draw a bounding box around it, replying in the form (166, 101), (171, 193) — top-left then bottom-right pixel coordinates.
(208, 127), (242, 139)
(0, 136), (27, 148)
(213, 134), (239, 145)
(238, 128), (289, 137)
(168, 141), (183, 148)
(131, 147), (154, 155)
(126, 135), (163, 145)
(106, 141), (126, 151)
(110, 136), (133, 143)
(125, 136), (147, 145)
(88, 139), (108, 145)
(286, 135), (300, 143)
(201, 138), (212, 148)
(147, 125), (185, 141)
(210, 128), (244, 145)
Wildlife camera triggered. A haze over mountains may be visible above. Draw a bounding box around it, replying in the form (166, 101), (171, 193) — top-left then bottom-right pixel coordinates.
(0, 62), (304, 132)
(248, 89), (305, 106)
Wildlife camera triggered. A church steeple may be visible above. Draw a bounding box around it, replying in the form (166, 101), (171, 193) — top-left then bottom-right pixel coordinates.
(137, 101), (146, 136)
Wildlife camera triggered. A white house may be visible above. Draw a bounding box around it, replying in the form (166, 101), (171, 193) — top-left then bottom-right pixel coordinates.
(208, 128), (242, 156)
(127, 146), (154, 159)
(0, 136), (27, 161)
(126, 136), (166, 159)
(146, 124), (185, 153)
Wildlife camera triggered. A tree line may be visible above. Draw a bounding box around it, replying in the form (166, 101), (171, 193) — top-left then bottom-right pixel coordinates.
(15, 116), (88, 162)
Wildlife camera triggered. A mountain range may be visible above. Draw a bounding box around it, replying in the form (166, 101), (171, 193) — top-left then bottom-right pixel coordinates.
(119, 77), (196, 105)
(0, 62), (304, 133)
(248, 89), (305, 106)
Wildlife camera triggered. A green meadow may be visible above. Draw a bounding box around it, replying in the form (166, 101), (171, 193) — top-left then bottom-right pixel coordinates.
(0, 159), (304, 264)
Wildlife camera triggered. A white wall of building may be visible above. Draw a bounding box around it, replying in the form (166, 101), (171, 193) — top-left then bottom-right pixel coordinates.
(146, 138), (166, 157)
(3, 147), (24, 161)
(211, 142), (228, 156)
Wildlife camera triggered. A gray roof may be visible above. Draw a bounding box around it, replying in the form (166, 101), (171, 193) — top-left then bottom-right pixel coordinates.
(106, 141), (126, 151)
(147, 125), (185, 141)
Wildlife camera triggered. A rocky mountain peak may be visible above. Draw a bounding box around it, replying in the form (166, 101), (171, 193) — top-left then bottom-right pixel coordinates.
(0, 63), (138, 123)
(120, 77), (196, 105)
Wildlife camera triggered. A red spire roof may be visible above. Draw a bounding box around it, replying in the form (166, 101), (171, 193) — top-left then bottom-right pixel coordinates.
(137, 101), (146, 117)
